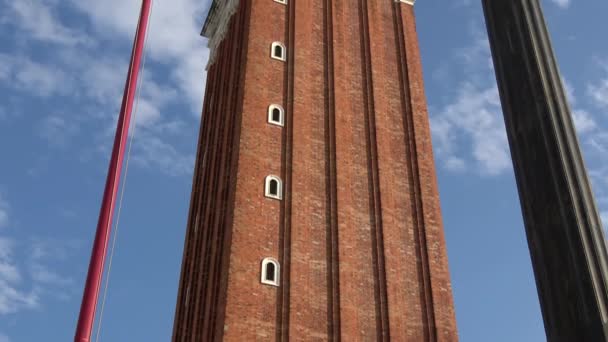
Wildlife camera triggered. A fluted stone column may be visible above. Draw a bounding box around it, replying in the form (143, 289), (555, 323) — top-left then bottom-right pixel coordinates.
(481, 0), (608, 340)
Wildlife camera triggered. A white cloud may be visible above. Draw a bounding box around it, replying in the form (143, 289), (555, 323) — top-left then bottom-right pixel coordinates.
(587, 58), (608, 109)
(561, 77), (598, 135)
(69, 0), (209, 111)
(0, 221), (79, 315)
(29, 263), (72, 287)
(0, 238), (39, 315)
(589, 79), (608, 109)
(563, 77), (577, 105)
(135, 98), (162, 128)
(449, 84), (509, 175)
(430, 29), (512, 176)
(3, 0), (91, 46)
(572, 109), (597, 134)
(79, 58), (128, 106)
(445, 156), (467, 172)
(588, 133), (608, 157)
(0, 55), (10, 81)
(431, 82), (510, 175)
(431, 30), (604, 178)
(133, 133), (194, 177)
(576, 100), (608, 232)
(560, 78), (598, 135)
(0, 54), (71, 98)
(0, 194), (8, 229)
(15, 59), (71, 97)
(26, 238), (79, 302)
(37, 115), (80, 147)
(550, 0), (571, 9)
(29, 238), (79, 261)
(0, 0), (205, 177)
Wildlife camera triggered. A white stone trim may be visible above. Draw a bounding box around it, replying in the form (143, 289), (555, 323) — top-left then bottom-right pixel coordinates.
(261, 258), (280, 287)
(265, 175), (283, 200)
(203, 0), (240, 66)
(273, 0), (287, 4)
(395, 0), (415, 5)
(270, 42), (287, 62)
(268, 104), (285, 127)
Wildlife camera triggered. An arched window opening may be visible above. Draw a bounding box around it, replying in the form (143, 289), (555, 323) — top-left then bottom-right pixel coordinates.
(271, 42), (286, 61)
(272, 108), (281, 122)
(265, 175), (283, 200)
(261, 258), (280, 286)
(269, 179), (278, 194)
(268, 104), (284, 126)
(266, 262), (276, 280)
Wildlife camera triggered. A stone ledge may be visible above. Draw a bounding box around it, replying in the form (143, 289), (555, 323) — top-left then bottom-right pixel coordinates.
(201, 0), (240, 66)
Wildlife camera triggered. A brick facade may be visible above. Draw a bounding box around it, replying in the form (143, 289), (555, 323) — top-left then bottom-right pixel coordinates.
(173, 1), (457, 341)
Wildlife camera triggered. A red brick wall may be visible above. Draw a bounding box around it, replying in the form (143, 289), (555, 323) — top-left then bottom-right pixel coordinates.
(222, 0), (287, 339)
(173, 1), (458, 341)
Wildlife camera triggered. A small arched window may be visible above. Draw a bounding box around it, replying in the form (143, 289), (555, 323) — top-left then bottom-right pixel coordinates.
(268, 104), (284, 126)
(265, 175), (283, 200)
(271, 42), (286, 61)
(261, 258), (280, 286)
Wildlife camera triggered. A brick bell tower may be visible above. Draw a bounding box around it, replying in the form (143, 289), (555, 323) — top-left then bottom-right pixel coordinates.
(172, 0), (458, 341)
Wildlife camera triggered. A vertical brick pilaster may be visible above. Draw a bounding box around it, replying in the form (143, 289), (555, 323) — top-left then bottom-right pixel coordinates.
(396, 4), (458, 341)
(368, 0), (428, 340)
(221, 1), (287, 340)
(288, 0), (330, 340)
(331, 1), (379, 340)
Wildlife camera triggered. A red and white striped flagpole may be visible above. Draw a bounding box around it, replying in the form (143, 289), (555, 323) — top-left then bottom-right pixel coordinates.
(74, 1), (152, 341)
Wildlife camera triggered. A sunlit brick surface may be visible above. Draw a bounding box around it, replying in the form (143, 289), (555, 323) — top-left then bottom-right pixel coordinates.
(173, 2), (457, 341)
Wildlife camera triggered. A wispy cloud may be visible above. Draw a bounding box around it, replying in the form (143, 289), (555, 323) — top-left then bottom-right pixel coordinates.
(0, 193), (8, 229)
(431, 27), (605, 181)
(0, 332), (11, 342)
(2, 0), (91, 46)
(589, 79), (608, 108)
(572, 109), (597, 134)
(0, 194), (39, 315)
(132, 132), (194, 177)
(431, 83), (510, 175)
(550, 0), (571, 9)
(588, 59), (608, 109)
(430, 29), (511, 176)
(563, 77), (599, 135)
(27, 238), (78, 291)
(68, 0), (209, 111)
(0, 192), (79, 315)
(573, 58), (608, 230)
(0, 0), (204, 177)
(37, 115), (80, 147)
(0, 54), (71, 98)
(0, 237), (40, 315)
(0, 236), (81, 315)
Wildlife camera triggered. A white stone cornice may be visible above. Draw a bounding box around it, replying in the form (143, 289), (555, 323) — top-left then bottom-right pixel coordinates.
(395, 0), (415, 5)
(202, 0), (240, 66)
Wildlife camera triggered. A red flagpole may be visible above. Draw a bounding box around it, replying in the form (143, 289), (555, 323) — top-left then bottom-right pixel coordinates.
(74, 1), (152, 341)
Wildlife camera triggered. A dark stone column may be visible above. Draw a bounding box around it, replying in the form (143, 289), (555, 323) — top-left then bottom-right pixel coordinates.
(481, 0), (608, 340)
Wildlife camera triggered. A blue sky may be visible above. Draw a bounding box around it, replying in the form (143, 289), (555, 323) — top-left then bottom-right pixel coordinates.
(0, 0), (606, 341)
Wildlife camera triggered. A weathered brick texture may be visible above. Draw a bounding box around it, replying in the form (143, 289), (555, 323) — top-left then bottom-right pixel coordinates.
(173, 1), (457, 341)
